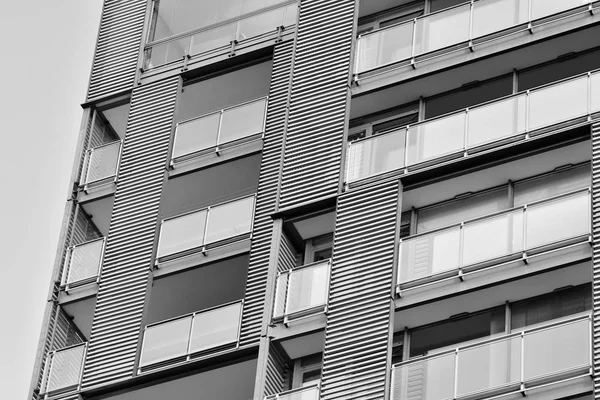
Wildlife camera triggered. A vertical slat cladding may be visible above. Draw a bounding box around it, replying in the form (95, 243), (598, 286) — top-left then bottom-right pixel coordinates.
(87, 0), (147, 102)
(322, 180), (399, 400)
(278, 0), (354, 210)
(592, 121), (600, 398)
(239, 41), (294, 346)
(264, 344), (289, 397)
(82, 77), (179, 389)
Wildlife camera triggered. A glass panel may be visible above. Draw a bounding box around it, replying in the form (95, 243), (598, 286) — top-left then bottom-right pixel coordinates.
(514, 164), (590, 206)
(523, 318), (590, 380)
(173, 113), (221, 158)
(399, 227), (460, 283)
(531, 0), (587, 20)
(456, 336), (521, 397)
(205, 196), (254, 244)
(528, 76), (588, 131)
(463, 210), (524, 267)
(67, 240), (104, 285)
(157, 210), (207, 258)
(218, 0), (243, 22)
(274, 387), (320, 400)
(286, 262), (329, 315)
(219, 98), (267, 145)
(346, 130), (406, 182)
(152, 0), (177, 41)
(190, 23), (236, 56)
(273, 273), (289, 319)
(526, 191), (589, 249)
(237, 8), (283, 40)
(592, 72), (600, 113)
(391, 353), (455, 400)
(189, 302), (242, 353)
(45, 346), (85, 393)
(86, 142), (120, 184)
(414, 4), (470, 56)
(141, 317), (192, 367)
(283, 4), (298, 26)
(407, 113), (465, 165)
(467, 94), (527, 148)
(356, 22), (413, 73)
(472, 0), (528, 38)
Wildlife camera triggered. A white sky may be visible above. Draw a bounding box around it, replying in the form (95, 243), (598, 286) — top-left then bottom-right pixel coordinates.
(0, 2), (103, 397)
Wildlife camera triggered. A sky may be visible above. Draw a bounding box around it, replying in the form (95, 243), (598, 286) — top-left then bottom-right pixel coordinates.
(0, 2), (103, 397)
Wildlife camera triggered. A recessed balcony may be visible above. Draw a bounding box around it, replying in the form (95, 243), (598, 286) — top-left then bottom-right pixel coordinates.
(266, 384), (321, 400)
(39, 343), (87, 398)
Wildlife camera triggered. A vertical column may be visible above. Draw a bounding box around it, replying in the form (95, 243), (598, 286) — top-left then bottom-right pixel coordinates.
(86, 0), (147, 102)
(592, 121), (600, 398)
(81, 77), (179, 389)
(321, 179), (401, 400)
(278, 0), (355, 210)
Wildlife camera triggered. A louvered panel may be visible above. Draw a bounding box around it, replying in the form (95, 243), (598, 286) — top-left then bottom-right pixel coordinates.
(81, 77), (179, 389)
(278, 0), (355, 210)
(322, 180), (399, 400)
(592, 121), (600, 399)
(239, 41), (294, 346)
(278, 233), (297, 273)
(264, 343), (290, 397)
(87, 0), (147, 102)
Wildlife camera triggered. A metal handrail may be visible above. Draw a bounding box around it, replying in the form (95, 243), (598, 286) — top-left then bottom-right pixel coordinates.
(62, 237), (106, 288)
(81, 140), (122, 186)
(265, 383), (321, 400)
(40, 343), (87, 396)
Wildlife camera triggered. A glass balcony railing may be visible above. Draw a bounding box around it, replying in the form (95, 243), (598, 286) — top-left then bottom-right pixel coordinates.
(139, 301), (243, 370)
(346, 70), (600, 183)
(398, 189), (590, 290)
(273, 260), (331, 323)
(265, 384), (321, 400)
(156, 195), (255, 264)
(61, 237), (105, 290)
(391, 315), (591, 400)
(146, 3), (297, 69)
(171, 97), (268, 165)
(40, 343), (86, 396)
(80, 141), (122, 189)
(355, 0), (597, 75)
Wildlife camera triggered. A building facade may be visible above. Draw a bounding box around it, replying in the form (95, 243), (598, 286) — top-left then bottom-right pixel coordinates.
(29, 1), (600, 399)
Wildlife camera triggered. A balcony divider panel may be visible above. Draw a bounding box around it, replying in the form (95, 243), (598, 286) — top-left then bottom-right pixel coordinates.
(87, 0), (147, 102)
(278, 0), (355, 210)
(592, 120), (600, 398)
(321, 179), (400, 400)
(81, 77), (179, 389)
(263, 341), (290, 397)
(239, 41), (294, 347)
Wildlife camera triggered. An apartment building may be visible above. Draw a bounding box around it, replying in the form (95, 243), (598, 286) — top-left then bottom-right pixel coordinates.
(29, 0), (600, 399)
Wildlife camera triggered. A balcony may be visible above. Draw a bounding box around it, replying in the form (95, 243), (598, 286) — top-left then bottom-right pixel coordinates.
(391, 315), (592, 400)
(346, 70), (600, 185)
(61, 237), (105, 291)
(265, 384), (321, 400)
(79, 140), (122, 193)
(273, 260), (331, 325)
(40, 343), (86, 397)
(171, 97), (267, 173)
(355, 0), (599, 79)
(398, 188), (590, 295)
(155, 195), (255, 269)
(138, 301), (243, 372)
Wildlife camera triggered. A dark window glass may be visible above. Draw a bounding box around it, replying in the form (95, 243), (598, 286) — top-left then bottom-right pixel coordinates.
(373, 113), (419, 134)
(430, 0), (467, 13)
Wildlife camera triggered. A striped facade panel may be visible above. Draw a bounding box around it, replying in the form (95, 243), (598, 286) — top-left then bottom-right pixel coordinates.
(87, 0), (147, 102)
(239, 41), (294, 346)
(82, 77), (179, 389)
(278, 0), (355, 210)
(278, 233), (297, 273)
(321, 180), (400, 400)
(592, 121), (600, 398)
(264, 342), (290, 397)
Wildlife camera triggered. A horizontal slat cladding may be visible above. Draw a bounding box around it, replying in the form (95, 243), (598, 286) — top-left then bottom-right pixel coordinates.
(87, 0), (147, 102)
(82, 77), (178, 389)
(264, 343), (289, 397)
(278, 0), (354, 209)
(592, 121), (600, 398)
(322, 180), (399, 400)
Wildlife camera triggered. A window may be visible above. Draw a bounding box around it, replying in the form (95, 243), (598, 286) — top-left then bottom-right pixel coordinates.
(429, 0), (467, 13)
(357, 1), (425, 35)
(304, 234), (333, 263)
(514, 164), (591, 206)
(348, 105), (418, 143)
(292, 353), (322, 389)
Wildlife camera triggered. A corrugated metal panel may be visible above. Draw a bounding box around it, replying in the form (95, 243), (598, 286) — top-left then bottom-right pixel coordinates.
(278, 0), (355, 210)
(264, 342), (290, 397)
(239, 41), (294, 346)
(81, 77), (179, 389)
(321, 180), (399, 400)
(592, 121), (600, 398)
(87, 0), (147, 102)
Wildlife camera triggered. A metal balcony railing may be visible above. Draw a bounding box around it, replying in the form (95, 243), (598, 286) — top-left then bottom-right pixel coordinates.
(145, 2), (297, 69)
(79, 140), (122, 190)
(61, 237), (105, 290)
(171, 97), (268, 165)
(40, 343), (87, 397)
(273, 259), (331, 324)
(156, 194), (255, 264)
(397, 188), (591, 293)
(391, 315), (592, 400)
(265, 384), (321, 400)
(138, 301), (243, 370)
(355, 0), (599, 76)
(346, 69), (600, 184)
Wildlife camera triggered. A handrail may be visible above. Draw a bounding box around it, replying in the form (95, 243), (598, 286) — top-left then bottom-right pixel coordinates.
(80, 140), (122, 187)
(62, 237), (106, 288)
(40, 343), (87, 395)
(265, 383), (320, 400)
(144, 299), (244, 329)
